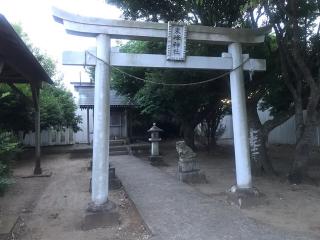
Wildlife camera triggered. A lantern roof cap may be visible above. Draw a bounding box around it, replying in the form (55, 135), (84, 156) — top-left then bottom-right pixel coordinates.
(148, 123), (163, 132)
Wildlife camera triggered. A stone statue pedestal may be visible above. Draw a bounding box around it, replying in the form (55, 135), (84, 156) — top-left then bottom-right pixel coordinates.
(176, 141), (206, 184)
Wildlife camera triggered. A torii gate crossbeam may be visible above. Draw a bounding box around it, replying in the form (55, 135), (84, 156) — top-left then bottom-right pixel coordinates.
(52, 7), (269, 209)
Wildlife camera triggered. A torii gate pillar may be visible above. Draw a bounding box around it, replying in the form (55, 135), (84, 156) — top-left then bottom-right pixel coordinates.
(91, 34), (111, 206)
(228, 43), (252, 189)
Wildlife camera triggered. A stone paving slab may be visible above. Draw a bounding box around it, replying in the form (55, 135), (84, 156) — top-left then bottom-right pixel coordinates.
(111, 155), (317, 240)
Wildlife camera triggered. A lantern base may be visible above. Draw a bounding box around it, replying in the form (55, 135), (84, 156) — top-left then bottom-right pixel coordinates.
(149, 155), (165, 166)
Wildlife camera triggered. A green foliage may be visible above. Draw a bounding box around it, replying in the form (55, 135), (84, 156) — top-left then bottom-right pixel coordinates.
(107, 0), (249, 146)
(40, 84), (82, 132)
(112, 40), (229, 147)
(13, 23), (31, 45)
(108, 0), (193, 22)
(109, 0), (311, 148)
(259, 38), (293, 116)
(31, 47), (57, 78)
(238, 3), (295, 124)
(107, 0), (247, 26)
(0, 131), (20, 195)
(244, 34), (293, 117)
(0, 85), (34, 133)
(261, 0), (320, 114)
(0, 83), (82, 133)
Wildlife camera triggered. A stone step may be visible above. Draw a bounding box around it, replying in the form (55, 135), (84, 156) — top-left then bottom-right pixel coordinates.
(110, 139), (126, 146)
(69, 145), (129, 158)
(109, 145), (128, 152)
(109, 150), (129, 156)
(130, 143), (149, 154)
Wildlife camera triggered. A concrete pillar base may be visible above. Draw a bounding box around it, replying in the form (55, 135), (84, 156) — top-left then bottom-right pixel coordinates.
(33, 165), (42, 175)
(149, 155), (165, 166)
(87, 200), (116, 213)
(227, 185), (266, 209)
(83, 200), (119, 231)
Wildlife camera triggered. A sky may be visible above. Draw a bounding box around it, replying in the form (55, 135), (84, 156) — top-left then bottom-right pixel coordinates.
(1, 0), (122, 87)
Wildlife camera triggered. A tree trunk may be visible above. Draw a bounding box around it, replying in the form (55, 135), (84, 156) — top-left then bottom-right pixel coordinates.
(289, 123), (314, 184)
(289, 94), (319, 184)
(247, 100), (275, 176)
(206, 121), (212, 152)
(206, 120), (218, 152)
(182, 122), (195, 150)
(294, 100), (304, 141)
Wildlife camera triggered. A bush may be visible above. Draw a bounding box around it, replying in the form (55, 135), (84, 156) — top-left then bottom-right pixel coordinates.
(0, 131), (20, 195)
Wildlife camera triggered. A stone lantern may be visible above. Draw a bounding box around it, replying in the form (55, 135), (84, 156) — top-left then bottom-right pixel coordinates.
(148, 123), (163, 165)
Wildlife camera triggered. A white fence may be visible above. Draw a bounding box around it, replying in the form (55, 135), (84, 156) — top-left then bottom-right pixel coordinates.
(219, 110), (320, 146)
(21, 110), (320, 147)
(20, 128), (74, 146)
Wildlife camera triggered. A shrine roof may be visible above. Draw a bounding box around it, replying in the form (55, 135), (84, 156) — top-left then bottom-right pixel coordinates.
(0, 14), (53, 85)
(71, 82), (133, 108)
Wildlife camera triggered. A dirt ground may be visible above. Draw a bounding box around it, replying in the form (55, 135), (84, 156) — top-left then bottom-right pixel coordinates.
(155, 140), (320, 237)
(0, 151), (150, 240)
(2, 142), (320, 239)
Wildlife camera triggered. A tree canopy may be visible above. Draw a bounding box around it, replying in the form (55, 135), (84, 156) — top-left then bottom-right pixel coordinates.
(261, 0), (320, 182)
(111, 40), (229, 148)
(108, 0), (247, 26)
(107, 0), (251, 148)
(109, 0), (320, 182)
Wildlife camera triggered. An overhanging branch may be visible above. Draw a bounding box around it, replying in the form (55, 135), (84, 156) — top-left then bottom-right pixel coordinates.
(262, 109), (295, 134)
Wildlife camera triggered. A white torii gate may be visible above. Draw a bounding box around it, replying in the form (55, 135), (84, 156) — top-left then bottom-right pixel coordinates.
(52, 7), (268, 209)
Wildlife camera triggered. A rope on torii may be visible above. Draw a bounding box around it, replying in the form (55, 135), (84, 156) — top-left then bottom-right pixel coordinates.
(85, 50), (251, 87)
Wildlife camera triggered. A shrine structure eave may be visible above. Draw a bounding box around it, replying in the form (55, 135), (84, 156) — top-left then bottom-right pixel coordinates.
(52, 7), (271, 45)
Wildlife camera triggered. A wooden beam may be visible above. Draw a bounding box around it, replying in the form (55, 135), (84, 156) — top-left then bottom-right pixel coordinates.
(0, 77), (29, 83)
(30, 83), (39, 111)
(52, 7), (270, 44)
(30, 84), (42, 175)
(87, 108), (90, 145)
(0, 79), (29, 84)
(0, 61), (4, 75)
(63, 51), (266, 72)
(33, 94), (41, 175)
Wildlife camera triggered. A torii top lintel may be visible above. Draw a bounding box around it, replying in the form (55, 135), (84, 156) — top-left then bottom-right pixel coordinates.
(52, 7), (270, 45)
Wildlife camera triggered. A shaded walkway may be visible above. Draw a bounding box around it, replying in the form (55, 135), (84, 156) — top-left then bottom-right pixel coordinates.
(111, 155), (317, 240)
